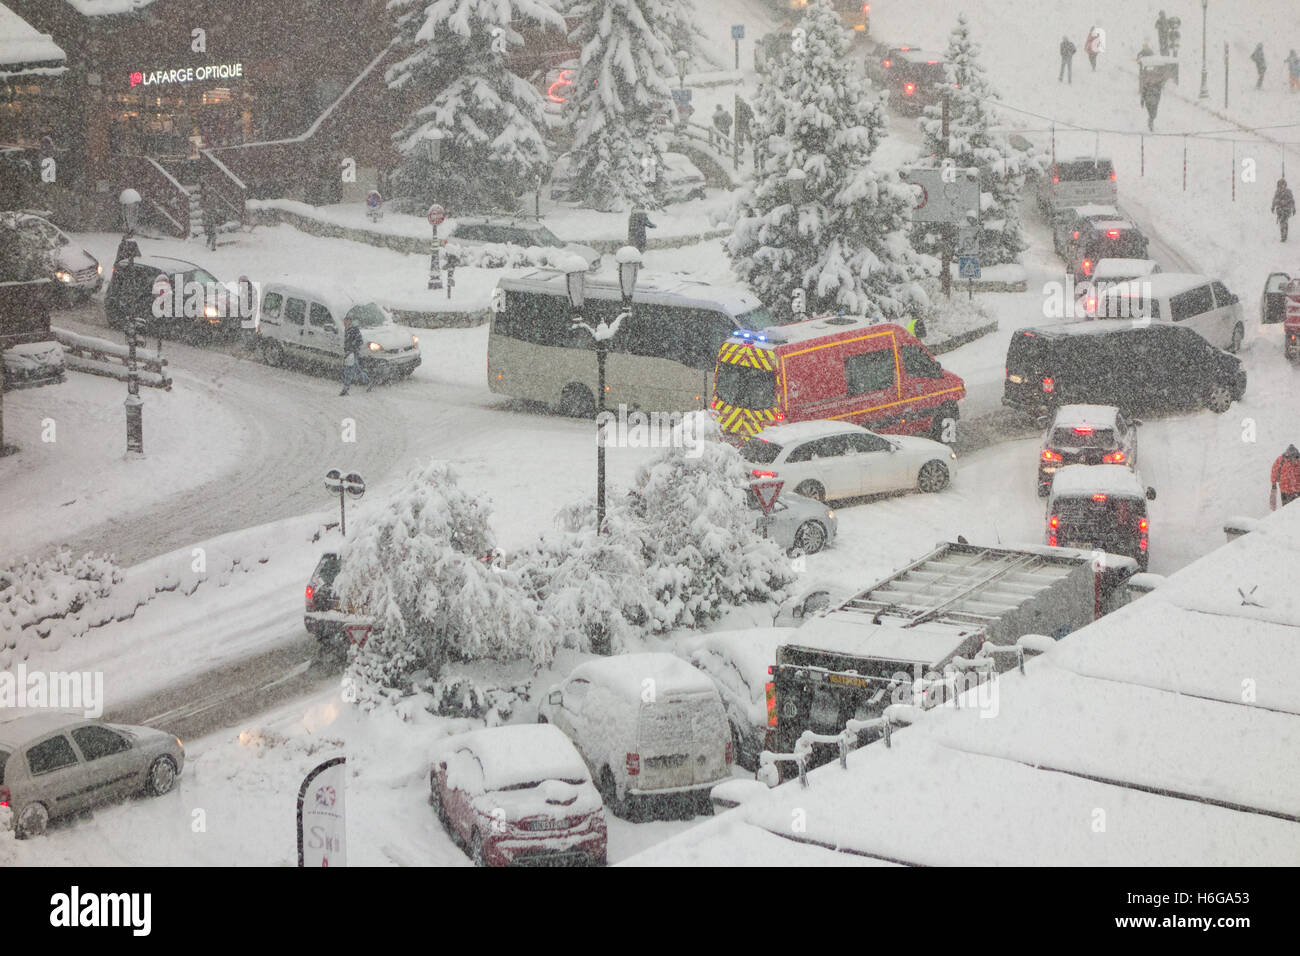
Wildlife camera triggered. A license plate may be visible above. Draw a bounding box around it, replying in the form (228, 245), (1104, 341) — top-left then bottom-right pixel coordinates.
(645, 754), (687, 769)
(1008, 374), (1023, 383)
(527, 819), (567, 832)
(828, 673), (869, 688)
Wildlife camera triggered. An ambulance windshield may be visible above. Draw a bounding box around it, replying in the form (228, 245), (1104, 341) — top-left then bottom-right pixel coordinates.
(716, 363), (776, 409)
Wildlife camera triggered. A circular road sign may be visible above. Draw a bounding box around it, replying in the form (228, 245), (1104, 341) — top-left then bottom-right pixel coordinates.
(366, 190), (382, 208)
(324, 469), (343, 494)
(343, 473), (366, 499)
(427, 204), (446, 226)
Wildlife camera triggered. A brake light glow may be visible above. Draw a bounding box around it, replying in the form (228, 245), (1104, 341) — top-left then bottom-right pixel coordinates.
(1082, 259), (1094, 275)
(1138, 518), (1149, 532)
(752, 469), (776, 478)
(1092, 493), (1107, 502)
(1048, 534), (1058, 547)
(625, 753), (640, 776)
(927, 60), (938, 64)
(883, 59), (892, 67)
(904, 83), (916, 95)
(1085, 297), (1097, 313)
(1072, 231), (1079, 239)
(1073, 425), (1094, 434)
(1139, 537), (1148, 552)
(1042, 376), (1055, 393)
(765, 681), (777, 727)
(1042, 449), (1064, 461)
(1050, 515), (1059, 529)
(1106, 228), (1120, 239)
(1053, 175), (1059, 184)
(1103, 451), (1126, 463)
(0, 786), (9, 808)
(774, 411), (786, 421)
(305, 585), (314, 608)
(1111, 169), (1117, 181)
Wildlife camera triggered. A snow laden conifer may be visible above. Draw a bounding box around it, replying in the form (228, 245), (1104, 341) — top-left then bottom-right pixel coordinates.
(564, 0), (678, 211)
(727, 0), (928, 323)
(336, 461), (551, 696)
(915, 14), (1026, 266)
(386, 0), (565, 212)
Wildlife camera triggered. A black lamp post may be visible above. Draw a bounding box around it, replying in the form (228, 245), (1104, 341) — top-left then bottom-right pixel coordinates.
(120, 188), (144, 456)
(1198, 0), (1209, 99)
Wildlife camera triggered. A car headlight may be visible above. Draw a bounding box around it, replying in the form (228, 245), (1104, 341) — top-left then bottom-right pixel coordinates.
(203, 305), (219, 318)
(175, 737), (183, 749)
(951, 452), (957, 460)
(411, 335), (419, 346)
(96, 263), (103, 275)
(827, 510), (835, 519)
(56, 270), (72, 282)
(368, 341), (382, 351)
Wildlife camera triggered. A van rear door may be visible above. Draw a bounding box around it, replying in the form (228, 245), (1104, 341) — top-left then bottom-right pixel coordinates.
(636, 693), (727, 791)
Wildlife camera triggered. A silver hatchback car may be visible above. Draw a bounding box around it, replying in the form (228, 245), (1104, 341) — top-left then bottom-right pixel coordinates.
(0, 713), (185, 838)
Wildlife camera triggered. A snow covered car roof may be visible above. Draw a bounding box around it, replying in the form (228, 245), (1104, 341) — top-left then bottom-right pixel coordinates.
(1100, 272), (1215, 300)
(1089, 258), (1159, 280)
(1049, 463), (1147, 499)
(0, 711), (99, 747)
(691, 626), (797, 702)
(1050, 404), (1120, 429)
(1064, 204), (1120, 219)
(734, 313), (895, 346)
(1088, 219), (1138, 232)
(262, 277), (382, 317)
(745, 419), (871, 447)
(500, 270), (765, 318)
(127, 255), (210, 274)
(568, 652), (719, 700)
(428, 723), (590, 792)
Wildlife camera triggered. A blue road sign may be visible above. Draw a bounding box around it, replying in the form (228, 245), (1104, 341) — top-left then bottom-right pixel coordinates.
(671, 88), (693, 107)
(958, 255), (981, 279)
(731, 24), (745, 39)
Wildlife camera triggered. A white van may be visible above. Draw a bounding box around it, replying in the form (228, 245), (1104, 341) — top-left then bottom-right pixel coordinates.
(537, 653), (733, 817)
(254, 278), (422, 378)
(1087, 272), (1245, 353)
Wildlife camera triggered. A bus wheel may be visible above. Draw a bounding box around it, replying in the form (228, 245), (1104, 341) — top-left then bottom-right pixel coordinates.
(559, 383), (596, 418)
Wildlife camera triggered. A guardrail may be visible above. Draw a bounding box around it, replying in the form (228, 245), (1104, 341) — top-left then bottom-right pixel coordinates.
(52, 328), (171, 390)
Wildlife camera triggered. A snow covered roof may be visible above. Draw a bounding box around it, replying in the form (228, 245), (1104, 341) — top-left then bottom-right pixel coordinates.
(429, 724), (589, 792)
(1048, 463), (1148, 499)
(0, 711), (87, 747)
(1090, 258), (1158, 280)
(750, 419), (868, 446)
(1050, 404), (1120, 429)
(1103, 272), (1214, 299)
(694, 627), (796, 697)
(262, 276), (379, 316)
(1065, 204), (1119, 218)
(784, 617), (977, 666)
(0, 4), (66, 72)
(569, 652), (718, 700)
(626, 497), (1300, 866)
(737, 313), (893, 347)
(499, 270), (764, 318)
(61, 0), (157, 16)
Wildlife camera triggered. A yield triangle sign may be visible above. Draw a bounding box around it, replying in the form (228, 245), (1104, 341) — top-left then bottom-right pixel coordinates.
(751, 479), (784, 515)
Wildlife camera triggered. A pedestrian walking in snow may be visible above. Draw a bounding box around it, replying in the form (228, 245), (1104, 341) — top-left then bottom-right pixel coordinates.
(1251, 43), (1267, 90)
(1287, 49), (1300, 92)
(339, 315), (372, 395)
(1140, 74), (1163, 131)
(201, 179), (218, 251)
(1270, 443), (1300, 509)
(735, 97), (754, 149)
(1156, 11), (1171, 56)
(1059, 36), (1076, 83)
(712, 104), (732, 149)
(628, 208), (656, 253)
(1272, 178), (1296, 242)
(1085, 26), (1102, 71)
(1165, 16), (1181, 57)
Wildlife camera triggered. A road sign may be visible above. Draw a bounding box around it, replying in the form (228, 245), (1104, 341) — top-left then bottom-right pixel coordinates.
(671, 88), (693, 107)
(323, 468), (342, 493)
(342, 473), (366, 499)
(958, 255), (981, 279)
(751, 479), (784, 515)
(345, 624), (372, 648)
(427, 204), (446, 226)
(731, 24), (745, 39)
(899, 166), (980, 224)
(365, 190), (382, 209)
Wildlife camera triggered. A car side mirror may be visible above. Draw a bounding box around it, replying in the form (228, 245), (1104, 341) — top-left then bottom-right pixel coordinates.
(548, 690), (563, 706)
(1035, 415), (1051, 430)
(1146, 487), (1157, 501)
(886, 441), (899, 453)
(1131, 418), (1143, 427)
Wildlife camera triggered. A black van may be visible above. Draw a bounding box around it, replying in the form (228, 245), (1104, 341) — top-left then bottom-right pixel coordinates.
(1047, 465), (1156, 571)
(1003, 322), (1246, 415)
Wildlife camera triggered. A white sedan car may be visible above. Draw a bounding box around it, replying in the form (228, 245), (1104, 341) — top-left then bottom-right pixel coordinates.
(741, 420), (956, 503)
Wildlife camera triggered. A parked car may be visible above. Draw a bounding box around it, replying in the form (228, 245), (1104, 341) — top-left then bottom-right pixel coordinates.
(8, 212), (101, 305)
(1085, 273), (1246, 353)
(1047, 464), (1156, 571)
(747, 486), (837, 555)
(0, 712), (184, 838)
(255, 278), (421, 380)
(1260, 272), (1300, 361)
(1050, 204), (1119, 257)
(304, 551), (344, 641)
(1065, 218), (1149, 282)
(1, 339), (64, 391)
(865, 43), (925, 85)
(428, 724), (606, 867)
(888, 50), (948, 115)
(1003, 322), (1247, 416)
(740, 420), (957, 503)
(1037, 404), (1139, 497)
(442, 215), (600, 271)
(1075, 257), (1162, 315)
(105, 253), (243, 339)
(1037, 156), (1117, 214)
(537, 653), (732, 818)
(687, 627), (796, 772)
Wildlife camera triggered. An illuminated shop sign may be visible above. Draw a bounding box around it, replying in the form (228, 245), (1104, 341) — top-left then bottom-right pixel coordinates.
(129, 63), (243, 88)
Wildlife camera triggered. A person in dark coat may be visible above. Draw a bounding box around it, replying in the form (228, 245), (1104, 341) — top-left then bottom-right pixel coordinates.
(712, 104), (732, 148)
(1251, 43), (1267, 90)
(1156, 11), (1171, 56)
(628, 208), (656, 253)
(734, 97), (754, 149)
(1059, 36), (1076, 83)
(1140, 72), (1163, 131)
(1272, 178), (1296, 241)
(201, 179), (219, 251)
(339, 314), (372, 395)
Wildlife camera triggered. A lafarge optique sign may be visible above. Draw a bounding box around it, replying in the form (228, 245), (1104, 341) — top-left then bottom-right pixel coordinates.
(129, 63), (244, 88)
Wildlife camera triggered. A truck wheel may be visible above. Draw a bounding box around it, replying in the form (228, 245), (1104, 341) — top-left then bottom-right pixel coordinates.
(794, 480), (825, 502)
(918, 460), (950, 493)
(1205, 382), (1233, 414)
(1227, 323), (1243, 353)
(559, 383), (595, 418)
(792, 521), (827, 555)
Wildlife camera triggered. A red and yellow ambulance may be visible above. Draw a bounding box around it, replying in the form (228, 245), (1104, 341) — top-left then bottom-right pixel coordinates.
(711, 315), (965, 442)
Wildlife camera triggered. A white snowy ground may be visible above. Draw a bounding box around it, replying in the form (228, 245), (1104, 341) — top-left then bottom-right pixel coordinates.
(5, 0), (1300, 864)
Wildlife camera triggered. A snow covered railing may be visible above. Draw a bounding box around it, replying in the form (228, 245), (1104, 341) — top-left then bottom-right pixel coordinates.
(52, 328), (171, 390)
(759, 711), (903, 789)
(1224, 516), (1262, 541)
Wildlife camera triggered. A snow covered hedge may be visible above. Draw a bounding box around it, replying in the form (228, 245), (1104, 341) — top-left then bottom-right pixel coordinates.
(0, 550), (122, 668)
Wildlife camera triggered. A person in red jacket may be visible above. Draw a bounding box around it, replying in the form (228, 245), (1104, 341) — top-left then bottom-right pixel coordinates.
(1270, 443), (1300, 509)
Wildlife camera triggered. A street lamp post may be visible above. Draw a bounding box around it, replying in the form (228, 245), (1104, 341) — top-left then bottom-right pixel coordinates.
(119, 189), (144, 456)
(1198, 0), (1209, 99)
(675, 50), (690, 90)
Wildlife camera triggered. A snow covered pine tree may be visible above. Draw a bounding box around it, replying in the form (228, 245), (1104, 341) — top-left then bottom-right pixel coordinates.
(386, 0), (565, 213)
(727, 0), (928, 322)
(915, 14), (1027, 266)
(564, 0), (680, 211)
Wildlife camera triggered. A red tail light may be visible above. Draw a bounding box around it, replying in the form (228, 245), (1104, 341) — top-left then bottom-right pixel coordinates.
(1111, 169), (1117, 181)
(883, 59), (892, 68)
(1073, 425), (1094, 434)
(1085, 297), (1097, 313)
(1042, 376), (1055, 393)
(1048, 534), (1058, 546)
(1092, 493), (1107, 502)
(773, 411), (786, 422)
(1138, 518), (1149, 532)
(1042, 449), (1064, 461)
(904, 83), (916, 95)
(765, 681), (777, 727)
(1103, 451), (1125, 463)
(0, 786), (9, 808)
(1082, 259), (1094, 275)
(1139, 537), (1148, 552)
(927, 60), (938, 64)
(752, 469), (776, 478)
(305, 585), (314, 609)
(1053, 175), (1059, 184)
(725, 740), (734, 765)
(1049, 516), (1059, 530)
(625, 753), (640, 776)
(1105, 228), (1120, 239)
